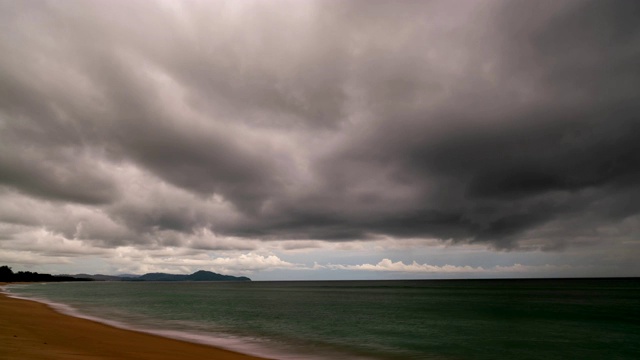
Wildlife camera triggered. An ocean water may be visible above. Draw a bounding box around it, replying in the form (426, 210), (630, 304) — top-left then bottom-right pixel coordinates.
(5, 279), (640, 359)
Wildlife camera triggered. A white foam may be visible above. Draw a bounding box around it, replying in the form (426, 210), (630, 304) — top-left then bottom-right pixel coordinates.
(3, 286), (353, 360)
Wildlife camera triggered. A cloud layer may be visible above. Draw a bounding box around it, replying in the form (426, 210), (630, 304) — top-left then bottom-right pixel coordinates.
(326, 259), (582, 274)
(1, 1), (639, 275)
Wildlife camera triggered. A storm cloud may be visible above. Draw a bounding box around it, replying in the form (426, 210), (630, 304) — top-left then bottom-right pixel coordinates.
(1, 0), (639, 275)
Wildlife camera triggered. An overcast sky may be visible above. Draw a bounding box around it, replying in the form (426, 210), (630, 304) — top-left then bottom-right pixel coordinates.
(1, 0), (639, 280)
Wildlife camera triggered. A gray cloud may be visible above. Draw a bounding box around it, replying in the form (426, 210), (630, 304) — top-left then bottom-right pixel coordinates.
(0, 0), (639, 254)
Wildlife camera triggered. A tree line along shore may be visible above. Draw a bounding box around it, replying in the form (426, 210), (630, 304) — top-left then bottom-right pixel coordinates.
(0, 265), (92, 283)
(0, 265), (251, 282)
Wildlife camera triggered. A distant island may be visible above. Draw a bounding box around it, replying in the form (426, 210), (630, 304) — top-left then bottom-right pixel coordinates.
(72, 270), (251, 282)
(1, 266), (251, 282)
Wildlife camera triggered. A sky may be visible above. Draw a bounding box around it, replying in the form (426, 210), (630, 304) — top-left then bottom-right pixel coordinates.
(1, 0), (639, 280)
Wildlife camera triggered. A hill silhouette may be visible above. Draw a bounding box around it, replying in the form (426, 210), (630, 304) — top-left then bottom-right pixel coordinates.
(134, 270), (250, 282)
(0, 266), (250, 282)
(73, 270), (251, 282)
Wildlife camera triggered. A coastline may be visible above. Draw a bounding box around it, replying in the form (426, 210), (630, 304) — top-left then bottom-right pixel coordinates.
(0, 284), (268, 360)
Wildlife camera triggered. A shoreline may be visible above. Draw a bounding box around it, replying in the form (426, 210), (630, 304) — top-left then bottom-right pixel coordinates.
(0, 284), (269, 360)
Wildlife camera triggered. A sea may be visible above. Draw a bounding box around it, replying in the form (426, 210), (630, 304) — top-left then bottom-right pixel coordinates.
(4, 278), (640, 360)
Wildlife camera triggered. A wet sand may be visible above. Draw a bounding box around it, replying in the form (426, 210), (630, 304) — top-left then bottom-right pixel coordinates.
(0, 286), (268, 360)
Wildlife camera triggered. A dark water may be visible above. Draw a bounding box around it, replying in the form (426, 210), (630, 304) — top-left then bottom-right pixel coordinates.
(7, 278), (640, 359)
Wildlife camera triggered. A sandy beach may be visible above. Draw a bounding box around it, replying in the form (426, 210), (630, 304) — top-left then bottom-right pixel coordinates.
(0, 286), (267, 360)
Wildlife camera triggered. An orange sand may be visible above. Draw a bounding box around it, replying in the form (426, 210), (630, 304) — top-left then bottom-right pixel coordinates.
(0, 286), (268, 360)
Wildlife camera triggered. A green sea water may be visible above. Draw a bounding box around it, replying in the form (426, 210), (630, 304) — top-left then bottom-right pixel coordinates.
(6, 279), (640, 359)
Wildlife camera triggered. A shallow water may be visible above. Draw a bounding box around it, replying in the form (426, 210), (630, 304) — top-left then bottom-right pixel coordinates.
(7, 279), (640, 359)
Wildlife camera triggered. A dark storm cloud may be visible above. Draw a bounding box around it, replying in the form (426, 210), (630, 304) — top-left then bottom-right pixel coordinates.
(0, 0), (639, 250)
(243, 0), (640, 248)
(0, 153), (118, 205)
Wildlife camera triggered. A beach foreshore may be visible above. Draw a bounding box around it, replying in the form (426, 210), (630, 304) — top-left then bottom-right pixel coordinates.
(0, 285), (267, 360)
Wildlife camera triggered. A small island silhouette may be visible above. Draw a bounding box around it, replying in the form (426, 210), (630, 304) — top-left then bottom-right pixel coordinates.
(0, 265), (250, 282)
